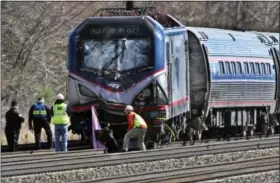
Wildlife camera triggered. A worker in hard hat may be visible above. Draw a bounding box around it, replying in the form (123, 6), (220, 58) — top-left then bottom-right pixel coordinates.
(28, 97), (52, 149)
(122, 105), (147, 152)
(51, 93), (70, 152)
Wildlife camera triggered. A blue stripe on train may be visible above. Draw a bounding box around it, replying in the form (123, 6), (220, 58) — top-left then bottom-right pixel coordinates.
(211, 74), (275, 81)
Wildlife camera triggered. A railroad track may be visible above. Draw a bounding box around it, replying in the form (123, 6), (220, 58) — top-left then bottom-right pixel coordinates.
(2, 136), (279, 177)
(1, 140), (92, 153)
(74, 156), (279, 183)
(2, 135), (276, 163)
(1, 149), (103, 164)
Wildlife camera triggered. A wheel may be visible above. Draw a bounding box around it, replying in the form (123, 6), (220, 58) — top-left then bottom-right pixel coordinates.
(197, 131), (202, 141)
(262, 124), (268, 137)
(188, 128), (195, 145)
(242, 130), (246, 137)
(270, 127), (275, 135)
(81, 129), (86, 142)
(250, 129), (254, 137)
(153, 142), (157, 149)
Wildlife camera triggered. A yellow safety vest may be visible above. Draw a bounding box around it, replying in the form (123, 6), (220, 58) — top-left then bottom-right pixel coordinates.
(132, 112), (147, 128)
(52, 103), (70, 125)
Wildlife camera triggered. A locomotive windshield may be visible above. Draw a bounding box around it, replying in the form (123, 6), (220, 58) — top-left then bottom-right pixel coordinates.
(83, 38), (152, 72)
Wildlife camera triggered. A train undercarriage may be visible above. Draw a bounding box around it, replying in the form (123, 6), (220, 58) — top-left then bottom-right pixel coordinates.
(68, 105), (279, 149)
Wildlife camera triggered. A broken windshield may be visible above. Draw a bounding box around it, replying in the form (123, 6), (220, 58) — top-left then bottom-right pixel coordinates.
(83, 38), (152, 72)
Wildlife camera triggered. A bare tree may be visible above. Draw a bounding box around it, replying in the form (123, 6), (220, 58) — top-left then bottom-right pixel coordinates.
(1, 1), (279, 128)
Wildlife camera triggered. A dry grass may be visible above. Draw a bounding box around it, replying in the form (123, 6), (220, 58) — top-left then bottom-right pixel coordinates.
(1, 124), (81, 145)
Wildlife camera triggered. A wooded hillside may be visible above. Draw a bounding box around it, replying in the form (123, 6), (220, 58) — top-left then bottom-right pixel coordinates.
(1, 1), (279, 126)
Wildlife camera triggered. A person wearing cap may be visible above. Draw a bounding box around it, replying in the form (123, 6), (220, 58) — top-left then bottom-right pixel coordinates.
(51, 93), (70, 152)
(5, 100), (25, 151)
(122, 105), (147, 152)
(28, 97), (52, 149)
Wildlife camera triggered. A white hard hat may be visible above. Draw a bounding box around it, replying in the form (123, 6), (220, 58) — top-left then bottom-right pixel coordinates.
(56, 93), (65, 100)
(124, 105), (134, 111)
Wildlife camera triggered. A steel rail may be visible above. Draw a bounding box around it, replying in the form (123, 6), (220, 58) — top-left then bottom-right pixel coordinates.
(1, 140), (89, 152)
(1, 145), (92, 155)
(2, 135), (278, 163)
(1, 149), (103, 164)
(74, 156), (279, 183)
(1, 136), (279, 177)
(2, 134), (276, 155)
(3, 136), (278, 166)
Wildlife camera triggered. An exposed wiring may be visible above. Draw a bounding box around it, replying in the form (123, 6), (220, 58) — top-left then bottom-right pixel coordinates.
(164, 123), (177, 142)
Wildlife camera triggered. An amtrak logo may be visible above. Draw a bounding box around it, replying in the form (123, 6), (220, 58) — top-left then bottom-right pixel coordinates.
(108, 83), (121, 89)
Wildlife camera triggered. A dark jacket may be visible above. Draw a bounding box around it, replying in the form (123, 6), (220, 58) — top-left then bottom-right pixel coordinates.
(5, 107), (25, 129)
(28, 102), (51, 126)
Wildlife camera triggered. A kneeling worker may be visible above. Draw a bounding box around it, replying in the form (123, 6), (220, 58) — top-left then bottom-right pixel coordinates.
(123, 105), (147, 152)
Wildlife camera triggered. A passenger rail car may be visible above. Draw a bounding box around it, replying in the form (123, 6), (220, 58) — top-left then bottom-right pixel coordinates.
(252, 32), (280, 116)
(187, 27), (278, 136)
(67, 5), (279, 145)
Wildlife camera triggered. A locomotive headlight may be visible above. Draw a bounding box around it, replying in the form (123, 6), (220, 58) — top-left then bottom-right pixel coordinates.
(78, 84), (99, 100)
(133, 85), (153, 106)
(139, 101), (146, 106)
(149, 111), (158, 120)
(137, 89), (151, 101)
(138, 93), (145, 100)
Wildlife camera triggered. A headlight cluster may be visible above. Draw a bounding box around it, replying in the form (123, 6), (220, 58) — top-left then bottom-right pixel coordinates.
(133, 86), (153, 106)
(149, 111), (158, 120)
(78, 84), (98, 98)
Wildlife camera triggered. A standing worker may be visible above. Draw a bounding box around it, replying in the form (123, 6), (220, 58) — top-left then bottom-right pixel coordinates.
(28, 97), (53, 149)
(5, 100), (25, 151)
(51, 93), (70, 152)
(122, 105), (147, 152)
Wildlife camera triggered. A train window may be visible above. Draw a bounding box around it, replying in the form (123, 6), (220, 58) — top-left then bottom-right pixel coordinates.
(261, 63), (266, 75)
(225, 62), (231, 74)
(231, 62), (236, 74)
(237, 62), (242, 74)
(266, 63), (271, 75)
(219, 61), (225, 74)
(249, 62), (255, 74)
(255, 63), (260, 75)
(244, 62), (249, 74)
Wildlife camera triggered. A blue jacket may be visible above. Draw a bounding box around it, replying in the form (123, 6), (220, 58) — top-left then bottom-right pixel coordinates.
(28, 102), (51, 125)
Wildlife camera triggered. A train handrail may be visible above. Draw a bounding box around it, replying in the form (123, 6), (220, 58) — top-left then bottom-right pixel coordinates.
(93, 7), (157, 17)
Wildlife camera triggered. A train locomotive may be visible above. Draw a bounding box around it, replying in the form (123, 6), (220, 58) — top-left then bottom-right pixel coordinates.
(67, 4), (279, 147)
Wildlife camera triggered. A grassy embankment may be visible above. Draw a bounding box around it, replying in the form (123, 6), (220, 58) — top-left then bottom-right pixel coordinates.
(1, 124), (81, 145)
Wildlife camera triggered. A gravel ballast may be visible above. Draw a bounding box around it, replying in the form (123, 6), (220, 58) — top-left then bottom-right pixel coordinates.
(199, 170), (279, 183)
(1, 148), (279, 183)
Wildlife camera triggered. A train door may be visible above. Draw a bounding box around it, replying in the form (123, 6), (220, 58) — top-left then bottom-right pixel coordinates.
(166, 33), (187, 118)
(166, 36), (173, 116)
